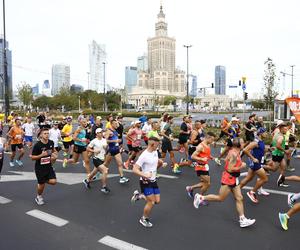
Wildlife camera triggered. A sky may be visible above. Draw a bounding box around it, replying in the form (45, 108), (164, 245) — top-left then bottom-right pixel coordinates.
(1, 0), (300, 99)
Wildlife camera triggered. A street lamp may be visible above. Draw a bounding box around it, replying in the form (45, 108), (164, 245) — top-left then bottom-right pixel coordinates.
(2, 0), (10, 119)
(184, 45), (192, 115)
(280, 65), (296, 97)
(102, 62), (107, 112)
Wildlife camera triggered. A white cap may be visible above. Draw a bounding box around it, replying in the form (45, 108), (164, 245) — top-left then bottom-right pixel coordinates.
(231, 117), (239, 122)
(276, 120), (284, 127)
(134, 120), (142, 125)
(290, 116), (296, 121)
(95, 128), (103, 134)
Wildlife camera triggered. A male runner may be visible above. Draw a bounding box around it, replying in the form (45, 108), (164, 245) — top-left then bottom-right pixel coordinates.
(131, 137), (164, 228)
(239, 127), (269, 203)
(193, 138), (256, 228)
(31, 128), (58, 205)
(61, 117), (73, 158)
(8, 117), (25, 167)
(84, 128), (110, 193)
(186, 132), (216, 199)
(22, 116), (35, 149)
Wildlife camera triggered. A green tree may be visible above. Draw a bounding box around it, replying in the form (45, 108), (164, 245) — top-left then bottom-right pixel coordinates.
(263, 58), (278, 110)
(32, 95), (52, 109)
(163, 96), (177, 105)
(17, 83), (33, 108)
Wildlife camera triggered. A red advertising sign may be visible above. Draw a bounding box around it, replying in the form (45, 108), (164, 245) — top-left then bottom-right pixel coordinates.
(285, 97), (300, 123)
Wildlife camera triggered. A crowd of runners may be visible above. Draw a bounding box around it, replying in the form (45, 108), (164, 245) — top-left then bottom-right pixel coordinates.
(0, 111), (299, 230)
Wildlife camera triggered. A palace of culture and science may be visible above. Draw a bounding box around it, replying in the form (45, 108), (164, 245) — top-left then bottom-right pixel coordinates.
(127, 3), (186, 108)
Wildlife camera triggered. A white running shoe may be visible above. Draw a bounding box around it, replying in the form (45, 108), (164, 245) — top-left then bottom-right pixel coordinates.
(214, 158), (222, 166)
(239, 218), (256, 228)
(257, 187), (270, 196)
(131, 190), (140, 203)
(119, 176), (129, 184)
(193, 193), (201, 209)
(9, 161), (15, 167)
(35, 196), (45, 206)
(139, 217), (153, 228)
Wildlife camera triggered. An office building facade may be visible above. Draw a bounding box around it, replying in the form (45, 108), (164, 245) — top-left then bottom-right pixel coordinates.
(51, 64), (70, 96)
(215, 66), (226, 95)
(125, 66), (138, 93)
(0, 37), (13, 99)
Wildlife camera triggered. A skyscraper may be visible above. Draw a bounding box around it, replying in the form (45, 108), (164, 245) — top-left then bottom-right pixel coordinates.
(215, 66), (226, 95)
(137, 54), (148, 72)
(0, 37), (13, 99)
(51, 64), (70, 96)
(190, 75), (198, 97)
(125, 66), (137, 93)
(128, 3), (185, 108)
(89, 41), (106, 93)
(31, 84), (39, 96)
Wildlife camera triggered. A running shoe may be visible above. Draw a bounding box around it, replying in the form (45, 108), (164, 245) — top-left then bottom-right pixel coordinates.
(214, 158), (222, 166)
(62, 158), (68, 168)
(239, 218), (256, 228)
(139, 217), (153, 228)
(162, 162), (168, 168)
(287, 194), (295, 208)
(193, 193), (201, 209)
(123, 161), (130, 169)
(15, 160), (23, 166)
(286, 166), (295, 172)
(83, 179), (91, 189)
(131, 190), (140, 203)
(172, 164), (182, 174)
(247, 191), (258, 203)
(186, 186), (194, 198)
(9, 161), (15, 167)
(100, 186), (110, 194)
(278, 213), (288, 230)
(257, 187), (270, 196)
(119, 176), (129, 184)
(279, 183), (290, 188)
(35, 196), (45, 206)
(277, 174), (285, 187)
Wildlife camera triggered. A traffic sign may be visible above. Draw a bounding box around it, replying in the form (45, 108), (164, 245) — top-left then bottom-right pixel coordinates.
(242, 83), (246, 91)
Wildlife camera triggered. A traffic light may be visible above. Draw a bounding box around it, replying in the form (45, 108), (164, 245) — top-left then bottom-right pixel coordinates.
(211, 83), (214, 88)
(244, 92), (248, 100)
(239, 80), (241, 86)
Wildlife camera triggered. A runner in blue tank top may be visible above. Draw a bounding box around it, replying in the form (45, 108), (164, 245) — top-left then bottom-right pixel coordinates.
(103, 119), (129, 184)
(240, 127), (270, 203)
(63, 118), (91, 177)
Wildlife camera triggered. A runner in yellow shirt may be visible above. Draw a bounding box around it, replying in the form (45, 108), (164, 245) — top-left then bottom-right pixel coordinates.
(61, 117), (74, 159)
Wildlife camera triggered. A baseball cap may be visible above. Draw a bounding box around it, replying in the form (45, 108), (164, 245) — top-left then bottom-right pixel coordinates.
(96, 116), (102, 120)
(134, 120), (142, 125)
(95, 128), (103, 134)
(231, 117), (239, 122)
(276, 120), (284, 127)
(290, 116), (296, 121)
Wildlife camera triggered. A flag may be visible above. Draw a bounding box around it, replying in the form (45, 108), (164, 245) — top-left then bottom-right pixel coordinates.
(285, 97), (300, 123)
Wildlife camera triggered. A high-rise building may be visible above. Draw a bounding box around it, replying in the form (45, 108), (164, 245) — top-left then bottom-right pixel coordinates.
(215, 66), (226, 95)
(128, 3), (185, 108)
(32, 84), (39, 96)
(51, 64), (70, 96)
(137, 54), (148, 72)
(0, 37), (13, 99)
(89, 41), (106, 93)
(190, 75), (197, 97)
(70, 84), (84, 93)
(125, 66), (137, 93)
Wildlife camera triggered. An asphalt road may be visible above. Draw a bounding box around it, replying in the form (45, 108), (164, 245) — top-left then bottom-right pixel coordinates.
(1, 146), (300, 250)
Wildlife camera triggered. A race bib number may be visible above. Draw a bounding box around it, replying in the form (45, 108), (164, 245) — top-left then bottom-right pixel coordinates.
(15, 135), (22, 139)
(236, 177), (240, 186)
(261, 156), (265, 164)
(41, 156), (51, 165)
(137, 134), (142, 140)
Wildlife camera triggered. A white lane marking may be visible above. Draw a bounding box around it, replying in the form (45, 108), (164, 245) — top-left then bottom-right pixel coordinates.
(243, 186), (291, 196)
(26, 209), (69, 227)
(123, 169), (178, 179)
(98, 235), (148, 250)
(0, 196), (12, 204)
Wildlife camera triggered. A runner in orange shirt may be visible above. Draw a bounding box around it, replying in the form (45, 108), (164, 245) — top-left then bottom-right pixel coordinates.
(7, 117), (25, 167)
